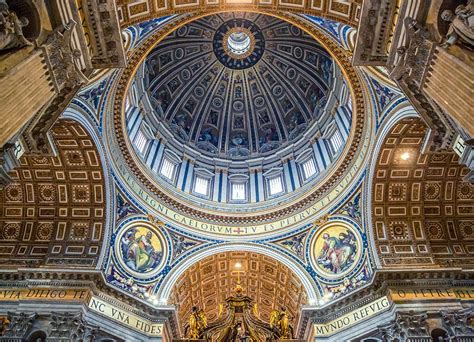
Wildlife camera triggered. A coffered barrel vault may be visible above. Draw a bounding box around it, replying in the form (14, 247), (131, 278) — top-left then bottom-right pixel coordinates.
(116, 0), (363, 28)
(372, 118), (474, 269)
(169, 251), (308, 328)
(0, 120), (106, 268)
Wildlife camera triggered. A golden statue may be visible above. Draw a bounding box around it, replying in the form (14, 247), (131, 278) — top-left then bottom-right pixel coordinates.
(0, 316), (10, 336)
(252, 303), (259, 318)
(269, 307), (293, 339)
(187, 306), (207, 339)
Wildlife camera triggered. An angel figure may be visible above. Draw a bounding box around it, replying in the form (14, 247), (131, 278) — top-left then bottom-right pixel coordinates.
(0, 0), (32, 51)
(270, 307), (293, 339)
(440, 0), (474, 48)
(186, 306), (207, 339)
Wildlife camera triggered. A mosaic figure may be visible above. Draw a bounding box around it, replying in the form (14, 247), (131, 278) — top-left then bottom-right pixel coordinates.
(121, 227), (163, 273)
(315, 227), (357, 275)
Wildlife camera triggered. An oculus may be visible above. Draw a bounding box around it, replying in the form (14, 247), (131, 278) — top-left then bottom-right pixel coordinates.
(224, 28), (254, 58)
(213, 18), (264, 69)
(310, 221), (362, 279)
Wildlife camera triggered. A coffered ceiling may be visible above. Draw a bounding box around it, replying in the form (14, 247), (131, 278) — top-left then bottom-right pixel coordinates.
(372, 118), (474, 269)
(0, 120), (106, 268)
(169, 251), (308, 329)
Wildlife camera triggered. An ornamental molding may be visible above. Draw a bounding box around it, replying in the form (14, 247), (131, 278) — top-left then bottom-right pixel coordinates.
(103, 10), (374, 237)
(296, 269), (474, 339)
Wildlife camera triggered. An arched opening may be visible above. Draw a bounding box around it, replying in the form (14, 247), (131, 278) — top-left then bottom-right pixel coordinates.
(169, 250), (308, 338)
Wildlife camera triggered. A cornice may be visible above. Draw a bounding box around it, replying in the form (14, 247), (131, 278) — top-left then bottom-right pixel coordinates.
(302, 268), (474, 319)
(108, 9), (370, 226)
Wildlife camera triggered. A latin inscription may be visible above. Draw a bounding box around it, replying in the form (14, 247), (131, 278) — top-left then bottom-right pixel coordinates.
(390, 287), (474, 301)
(112, 145), (368, 236)
(89, 297), (163, 336)
(314, 296), (390, 336)
(0, 289), (88, 301)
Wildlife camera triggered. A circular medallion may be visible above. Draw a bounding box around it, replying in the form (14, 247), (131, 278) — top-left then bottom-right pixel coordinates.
(115, 221), (168, 278)
(309, 221), (362, 279)
(213, 18), (265, 70)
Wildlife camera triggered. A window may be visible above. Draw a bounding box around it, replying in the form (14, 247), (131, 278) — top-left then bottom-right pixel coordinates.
(13, 139), (25, 160)
(268, 176), (283, 196)
(231, 183), (246, 200)
(134, 130), (148, 155)
(330, 129), (343, 153)
(125, 96), (131, 112)
(160, 158), (175, 180)
(347, 89), (352, 108)
(194, 176), (209, 196)
(302, 158), (317, 179)
(453, 135), (465, 157)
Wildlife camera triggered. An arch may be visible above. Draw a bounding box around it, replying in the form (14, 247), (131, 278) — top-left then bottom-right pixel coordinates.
(431, 328), (449, 342)
(0, 119), (107, 269)
(370, 117), (474, 269)
(116, 1), (361, 29)
(62, 108), (116, 270)
(26, 330), (47, 342)
(157, 243), (319, 304)
(363, 104), (419, 268)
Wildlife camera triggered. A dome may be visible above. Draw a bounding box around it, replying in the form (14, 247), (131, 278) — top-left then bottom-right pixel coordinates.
(125, 12), (352, 209)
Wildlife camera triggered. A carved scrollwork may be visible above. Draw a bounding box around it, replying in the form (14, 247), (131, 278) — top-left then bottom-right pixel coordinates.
(42, 20), (88, 92)
(378, 311), (430, 342)
(440, 308), (474, 338)
(3, 312), (37, 338)
(49, 312), (97, 341)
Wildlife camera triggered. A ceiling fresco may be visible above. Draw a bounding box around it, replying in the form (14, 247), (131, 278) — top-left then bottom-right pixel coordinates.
(65, 13), (380, 312)
(104, 11), (373, 238)
(139, 13), (335, 160)
(27, 9), (468, 333)
(1, 1), (474, 341)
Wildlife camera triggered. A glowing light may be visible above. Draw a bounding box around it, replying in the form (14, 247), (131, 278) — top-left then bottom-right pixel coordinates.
(227, 31), (251, 55)
(401, 152), (410, 161)
(153, 299), (159, 305)
(235, 262), (242, 269)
